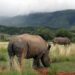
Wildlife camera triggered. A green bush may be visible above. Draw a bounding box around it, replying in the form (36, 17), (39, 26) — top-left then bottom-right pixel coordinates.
(35, 27), (54, 41)
(56, 29), (72, 39)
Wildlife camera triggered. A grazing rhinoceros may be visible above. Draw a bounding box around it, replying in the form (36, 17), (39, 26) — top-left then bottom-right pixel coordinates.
(8, 34), (51, 71)
(52, 37), (71, 46)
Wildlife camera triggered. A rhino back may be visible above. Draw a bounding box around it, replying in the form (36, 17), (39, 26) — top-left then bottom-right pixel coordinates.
(9, 34), (48, 58)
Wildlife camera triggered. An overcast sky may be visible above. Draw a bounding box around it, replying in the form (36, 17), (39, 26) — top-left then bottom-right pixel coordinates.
(0, 0), (75, 16)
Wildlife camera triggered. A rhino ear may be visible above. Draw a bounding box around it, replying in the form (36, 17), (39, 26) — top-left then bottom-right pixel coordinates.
(47, 44), (51, 51)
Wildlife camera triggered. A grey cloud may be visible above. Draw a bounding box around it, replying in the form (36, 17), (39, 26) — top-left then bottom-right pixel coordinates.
(0, 0), (75, 16)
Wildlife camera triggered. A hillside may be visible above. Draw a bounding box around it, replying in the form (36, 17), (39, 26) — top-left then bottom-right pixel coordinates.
(0, 10), (75, 28)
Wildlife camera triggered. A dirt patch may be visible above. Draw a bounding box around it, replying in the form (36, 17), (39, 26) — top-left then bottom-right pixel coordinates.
(35, 68), (75, 75)
(0, 67), (8, 72)
(34, 68), (49, 75)
(58, 72), (75, 75)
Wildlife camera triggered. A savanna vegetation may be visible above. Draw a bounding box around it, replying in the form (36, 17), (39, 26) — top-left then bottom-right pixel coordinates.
(0, 42), (75, 75)
(0, 25), (75, 42)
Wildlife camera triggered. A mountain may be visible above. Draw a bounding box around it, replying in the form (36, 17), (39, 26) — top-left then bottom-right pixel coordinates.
(0, 10), (75, 28)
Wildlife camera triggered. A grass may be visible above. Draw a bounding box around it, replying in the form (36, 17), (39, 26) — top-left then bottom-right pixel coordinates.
(51, 61), (75, 72)
(0, 70), (38, 75)
(0, 42), (75, 75)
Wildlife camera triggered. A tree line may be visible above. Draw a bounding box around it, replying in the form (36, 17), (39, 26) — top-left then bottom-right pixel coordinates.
(0, 25), (75, 42)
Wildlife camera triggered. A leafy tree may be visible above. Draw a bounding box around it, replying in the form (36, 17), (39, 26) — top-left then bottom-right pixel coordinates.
(35, 27), (54, 41)
(56, 29), (72, 39)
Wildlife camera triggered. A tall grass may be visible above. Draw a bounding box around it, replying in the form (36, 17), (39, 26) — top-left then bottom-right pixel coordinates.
(50, 43), (75, 62)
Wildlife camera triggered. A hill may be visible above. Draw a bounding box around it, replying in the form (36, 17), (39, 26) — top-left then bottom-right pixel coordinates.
(0, 10), (75, 28)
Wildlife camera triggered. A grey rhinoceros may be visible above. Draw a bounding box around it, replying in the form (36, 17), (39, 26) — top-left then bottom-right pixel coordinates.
(52, 37), (71, 46)
(8, 34), (51, 71)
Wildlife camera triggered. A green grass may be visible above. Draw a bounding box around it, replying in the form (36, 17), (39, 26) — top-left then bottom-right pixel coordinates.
(51, 55), (75, 63)
(51, 61), (75, 72)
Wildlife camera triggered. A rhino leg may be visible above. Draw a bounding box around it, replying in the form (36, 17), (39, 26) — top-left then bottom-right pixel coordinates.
(8, 43), (16, 70)
(17, 49), (25, 71)
(33, 58), (43, 69)
(9, 56), (14, 70)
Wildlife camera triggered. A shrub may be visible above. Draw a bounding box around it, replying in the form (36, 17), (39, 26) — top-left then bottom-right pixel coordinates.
(56, 29), (72, 39)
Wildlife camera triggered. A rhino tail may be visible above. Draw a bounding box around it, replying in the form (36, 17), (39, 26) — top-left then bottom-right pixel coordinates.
(8, 42), (15, 57)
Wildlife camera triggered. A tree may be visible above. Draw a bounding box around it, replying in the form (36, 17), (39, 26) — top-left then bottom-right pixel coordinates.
(35, 27), (54, 41)
(56, 29), (72, 39)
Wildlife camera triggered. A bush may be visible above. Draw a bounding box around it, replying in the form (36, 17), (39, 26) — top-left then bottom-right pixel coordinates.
(56, 29), (72, 39)
(35, 27), (54, 41)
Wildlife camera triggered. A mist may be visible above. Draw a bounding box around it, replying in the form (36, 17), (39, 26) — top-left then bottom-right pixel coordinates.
(0, 0), (75, 16)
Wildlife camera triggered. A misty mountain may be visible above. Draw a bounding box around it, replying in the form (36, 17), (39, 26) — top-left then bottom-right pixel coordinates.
(0, 10), (75, 28)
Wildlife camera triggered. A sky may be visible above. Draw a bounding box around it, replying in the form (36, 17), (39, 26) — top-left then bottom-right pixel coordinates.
(0, 0), (75, 16)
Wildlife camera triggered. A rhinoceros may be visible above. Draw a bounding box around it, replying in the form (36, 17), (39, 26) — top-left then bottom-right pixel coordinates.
(52, 37), (71, 45)
(8, 34), (51, 71)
